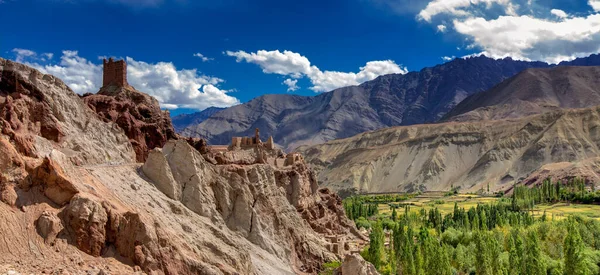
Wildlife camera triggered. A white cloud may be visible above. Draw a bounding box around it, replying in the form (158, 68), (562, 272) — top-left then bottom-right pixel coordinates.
(13, 48), (56, 63)
(226, 50), (312, 78)
(418, 0), (516, 22)
(590, 0), (600, 12)
(442, 56), (456, 61)
(193, 53), (213, 62)
(16, 49), (239, 110)
(550, 9), (568, 19)
(282, 78), (299, 92)
(418, 0), (600, 63)
(12, 48), (36, 63)
(453, 14), (600, 63)
(42, 53), (54, 60)
(126, 58), (239, 109)
(226, 50), (407, 92)
(437, 24), (447, 32)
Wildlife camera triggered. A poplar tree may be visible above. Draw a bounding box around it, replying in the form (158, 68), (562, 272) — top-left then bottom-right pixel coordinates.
(368, 221), (384, 269)
(564, 218), (588, 275)
(475, 232), (492, 275)
(525, 230), (545, 275)
(414, 243), (424, 275)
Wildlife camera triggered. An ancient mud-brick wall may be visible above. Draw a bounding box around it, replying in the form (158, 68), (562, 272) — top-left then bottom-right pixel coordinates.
(102, 58), (128, 87)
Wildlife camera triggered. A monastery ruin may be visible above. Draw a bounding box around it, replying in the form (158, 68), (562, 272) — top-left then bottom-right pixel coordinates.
(102, 57), (128, 88)
(230, 128), (274, 150)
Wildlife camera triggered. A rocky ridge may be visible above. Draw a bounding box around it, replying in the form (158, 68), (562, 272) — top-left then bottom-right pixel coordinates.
(300, 106), (600, 194)
(83, 85), (178, 162)
(182, 55), (573, 151)
(443, 66), (600, 122)
(0, 58), (363, 274)
(171, 106), (225, 132)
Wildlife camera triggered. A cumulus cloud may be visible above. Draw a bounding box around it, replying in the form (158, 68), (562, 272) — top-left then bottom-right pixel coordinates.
(418, 0), (517, 22)
(442, 56), (456, 61)
(437, 24), (447, 32)
(226, 50), (407, 92)
(453, 14), (600, 63)
(590, 0), (600, 12)
(418, 0), (600, 63)
(282, 78), (299, 92)
(226, 50), (312, 78)
(193, 53), (213, 62)
(12, 48), (36, 63)
(550, 9), (568, 19)
(15, 49), (239, 110)
(13, 48), (56, 63)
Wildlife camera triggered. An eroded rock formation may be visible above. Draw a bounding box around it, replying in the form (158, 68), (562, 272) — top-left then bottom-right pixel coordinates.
(0, 58), (363, 275)
(141, 140), (364, 273)
(83, 85), (177, 162)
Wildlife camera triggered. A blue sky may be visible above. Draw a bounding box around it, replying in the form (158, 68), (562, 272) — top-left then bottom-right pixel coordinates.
(2, 0), (600, 115)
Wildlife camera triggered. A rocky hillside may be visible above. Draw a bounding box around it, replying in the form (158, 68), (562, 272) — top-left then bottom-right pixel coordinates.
(0, 58), (363, 274)
(83, 85), (178, 162)
(300, 106), (600, 194)
(172, 107), (225, 132)
(443, 66), (600, 122)
(183, 56), (560, 151)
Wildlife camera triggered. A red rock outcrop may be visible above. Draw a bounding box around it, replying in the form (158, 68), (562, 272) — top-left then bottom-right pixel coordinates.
(83, 85), (177, 162)
(519, 158), (600, 189)
(0, 58), (364, 275)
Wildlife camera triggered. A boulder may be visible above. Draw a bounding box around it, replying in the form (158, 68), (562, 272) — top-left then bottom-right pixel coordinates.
(63, 195), (108, 257)
(36, 211), (63, 244)
(334, 254), (379, 275)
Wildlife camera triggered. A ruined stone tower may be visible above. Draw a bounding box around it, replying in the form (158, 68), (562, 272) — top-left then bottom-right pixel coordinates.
(102, 57), (128, 87)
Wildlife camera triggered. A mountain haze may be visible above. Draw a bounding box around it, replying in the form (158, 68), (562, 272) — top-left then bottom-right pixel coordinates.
(182, 56), (554, 151)
(171, 106), (225, 132)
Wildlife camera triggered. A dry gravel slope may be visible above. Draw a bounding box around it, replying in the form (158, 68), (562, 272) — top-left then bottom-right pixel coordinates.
(301, 106), (600, 193)
(443, 66), (600, 122)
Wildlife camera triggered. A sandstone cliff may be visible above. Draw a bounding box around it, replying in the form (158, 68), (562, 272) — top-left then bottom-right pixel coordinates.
(301, 107), (600, 193)
(0, 58), (362, 275)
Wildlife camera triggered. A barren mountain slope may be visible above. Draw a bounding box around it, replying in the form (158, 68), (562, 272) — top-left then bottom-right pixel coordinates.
(171, 107), (225, 132)
(443, 66), (600, 122)
(0, 58), (363, 275)
(300, 107), (600, 194)
(183, 56), (554, 151)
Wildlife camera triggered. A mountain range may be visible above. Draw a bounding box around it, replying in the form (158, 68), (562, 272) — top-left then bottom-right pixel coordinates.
(442, 65), (600, 122)
(299, 65), (600, 194)
(171, 106), (225, 132)
(179, 55), (600, 151)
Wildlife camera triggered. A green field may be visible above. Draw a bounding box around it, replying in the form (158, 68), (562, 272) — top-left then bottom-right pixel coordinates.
(375, 192), (600, 220)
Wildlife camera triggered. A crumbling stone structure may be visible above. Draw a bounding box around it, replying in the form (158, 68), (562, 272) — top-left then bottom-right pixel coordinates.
(102, 58), (128, 87)
(230, 128), (275, 150)
(284, 152), (304, 166)
(325, 235), (347, 255)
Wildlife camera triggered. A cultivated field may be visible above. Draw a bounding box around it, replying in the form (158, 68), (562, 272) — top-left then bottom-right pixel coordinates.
(375, 192), (600, 220)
